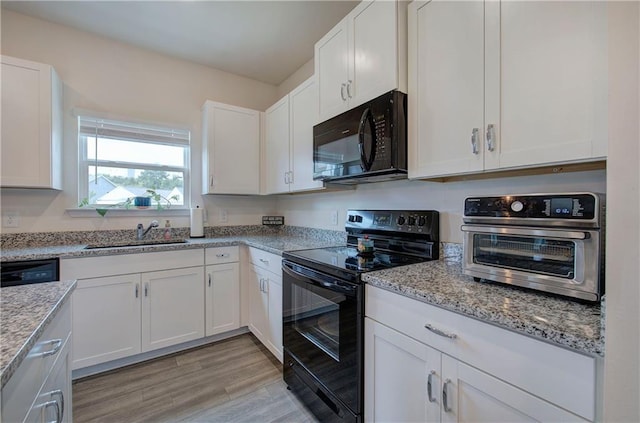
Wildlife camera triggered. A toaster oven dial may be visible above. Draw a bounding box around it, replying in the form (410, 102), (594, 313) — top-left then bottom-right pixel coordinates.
(510, 200), (524, 212)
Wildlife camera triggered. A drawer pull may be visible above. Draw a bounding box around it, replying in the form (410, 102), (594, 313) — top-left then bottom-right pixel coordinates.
(259, 258), (270, 265)
(208, 274), (212, 287)
(41, 339), (63, 357)
(44, 399), (61, 423)
(424, 323), (457, 339)
(427, 370), (436, 403)
(443, 379), (452, 412)
(51, 390), (64, 422)
(215, 253), (229, 258)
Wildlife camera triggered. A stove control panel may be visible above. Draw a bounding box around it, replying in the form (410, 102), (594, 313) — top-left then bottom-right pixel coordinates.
(346, 210), (439, 235)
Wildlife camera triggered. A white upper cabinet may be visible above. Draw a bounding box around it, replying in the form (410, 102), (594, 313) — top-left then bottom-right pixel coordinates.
(202, 101), (261, 194)
(315, 0), (407, 122)
(263, 76), (324, 195)
(1, 55), (63, 189)
(408, 1), (608, 179)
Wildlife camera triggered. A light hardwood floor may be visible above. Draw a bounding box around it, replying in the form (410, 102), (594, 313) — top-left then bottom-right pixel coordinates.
(72, 334), (318, 422)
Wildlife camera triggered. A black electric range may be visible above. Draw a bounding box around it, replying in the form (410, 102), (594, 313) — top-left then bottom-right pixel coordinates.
(282, 210), (440, 423)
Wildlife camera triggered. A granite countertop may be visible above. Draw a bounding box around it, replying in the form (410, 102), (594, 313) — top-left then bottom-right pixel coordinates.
(362, 259), (604, 357)
(0, 234), (341, 262)
(0, 280), (76, 388)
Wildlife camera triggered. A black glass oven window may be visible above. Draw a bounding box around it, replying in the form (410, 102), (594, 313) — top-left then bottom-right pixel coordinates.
(315, 135), (361, 178)
(473, 234), (576, 278)
(292, 283), (342, 361)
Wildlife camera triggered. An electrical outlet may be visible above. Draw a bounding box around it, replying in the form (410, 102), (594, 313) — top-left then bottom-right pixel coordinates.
(3, 211), (20, 228)
(219, 209), (228, 223)
(330, 210), (338, 226)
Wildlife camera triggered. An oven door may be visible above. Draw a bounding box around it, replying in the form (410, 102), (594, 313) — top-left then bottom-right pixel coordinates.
(282, 260), (362, 414)
(461, 225), (602, 301)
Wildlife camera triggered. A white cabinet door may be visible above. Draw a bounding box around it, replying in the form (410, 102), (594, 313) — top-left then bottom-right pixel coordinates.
(289, 76), (323, 193)
(441, 355), (587, 423)
(263, 95), (291, 194)
(205, 262), (240, 336)
(316, 19), (350, 121)
(72, 274), (142, 369)
(365, 318), (441, 423)
(248, 264), (270, 344)
(486, 1), (608, 170)
(266, 275), (283, 362)
(408, 1), (607, 179)
(1, 55), (62, 189)
(349, 0), (403, 108)
(141, 267), (205, 352)
(202, 101), (261, 194)
(408, 0), (485, 179)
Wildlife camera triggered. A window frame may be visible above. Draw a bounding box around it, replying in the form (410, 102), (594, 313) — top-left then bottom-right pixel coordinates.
(77, 114), (191, 210)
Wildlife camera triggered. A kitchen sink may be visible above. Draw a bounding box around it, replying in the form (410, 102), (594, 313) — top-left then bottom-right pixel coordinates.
(84, 239), (188, 249)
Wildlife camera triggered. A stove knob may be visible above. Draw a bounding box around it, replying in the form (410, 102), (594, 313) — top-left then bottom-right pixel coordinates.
(511, 200), (524, 212)
(407, 216), (416, 226)
(355, 215), (363, 223)
(397, 215), (406, 225)
(417, 216), (426, 226)
(348, 215), (356, 222)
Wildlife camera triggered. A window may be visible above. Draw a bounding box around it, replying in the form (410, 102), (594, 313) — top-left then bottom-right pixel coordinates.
(78, 115), (190, 209)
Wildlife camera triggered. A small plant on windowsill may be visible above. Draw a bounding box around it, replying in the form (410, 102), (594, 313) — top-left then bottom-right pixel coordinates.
(79, 189), (179, 216)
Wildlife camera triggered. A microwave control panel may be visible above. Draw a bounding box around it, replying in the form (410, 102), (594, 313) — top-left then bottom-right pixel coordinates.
(464, 193), (599, 220)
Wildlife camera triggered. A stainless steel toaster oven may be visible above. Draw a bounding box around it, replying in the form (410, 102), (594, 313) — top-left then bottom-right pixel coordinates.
(461, 193), (605, 302)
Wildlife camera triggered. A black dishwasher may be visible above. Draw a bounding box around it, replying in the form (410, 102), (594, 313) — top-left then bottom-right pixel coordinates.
(1, 258), (60, 287)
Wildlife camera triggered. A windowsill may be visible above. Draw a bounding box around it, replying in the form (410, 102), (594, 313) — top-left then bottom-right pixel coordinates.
(66, 208), (191, 218)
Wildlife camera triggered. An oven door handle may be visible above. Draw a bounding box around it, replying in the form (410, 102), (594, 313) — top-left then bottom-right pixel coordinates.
(460, 225), (590, 240)
(283, 263), (357, 295)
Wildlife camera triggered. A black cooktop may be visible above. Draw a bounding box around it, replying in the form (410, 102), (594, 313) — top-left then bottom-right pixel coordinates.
(283, 245), (428, 274)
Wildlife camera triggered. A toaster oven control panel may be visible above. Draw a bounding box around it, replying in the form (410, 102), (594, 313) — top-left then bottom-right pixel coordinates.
(464, 193), (598, 220)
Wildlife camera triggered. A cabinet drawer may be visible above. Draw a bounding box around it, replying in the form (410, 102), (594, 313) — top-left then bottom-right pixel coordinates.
(2, 299), (71, 423)
(247, 247), (282, 277)
(366, 286), (597, 421)
(205, 246), (239, 265)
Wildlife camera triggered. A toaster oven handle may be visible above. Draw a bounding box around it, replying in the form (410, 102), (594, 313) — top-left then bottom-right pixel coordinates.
(460, 225), (590, 240)
(358, 107), (377, 171)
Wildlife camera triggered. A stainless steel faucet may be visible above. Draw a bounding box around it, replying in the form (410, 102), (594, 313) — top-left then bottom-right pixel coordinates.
(137, 220), (159, 240)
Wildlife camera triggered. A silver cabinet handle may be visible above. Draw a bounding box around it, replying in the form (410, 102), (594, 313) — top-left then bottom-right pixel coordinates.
(215, 253), (229, 258)
(144, 283), (149, 297)
(340, 83), (347, 101)
(259, 278), (263, 292)
(44, 400), (61, 423)
(259, 258), (270, 265)
(443, 379), (452, 412)
(41, 339), (63, 357)
(284, 172), (289, 184)
(346, 80), (353, 98)
(135, 284), (139, 298)
(471, 128), (479, 154)
(427, 370), (436, 403)
(51, 390), (64, 423)
(424, 323), (457, 339)
(288, 171), (293, 184)
(486, 124), (495, 152)
(208, 274), (212, 287)
(263, 279), (269, 294)
(210, 175), (214, 188)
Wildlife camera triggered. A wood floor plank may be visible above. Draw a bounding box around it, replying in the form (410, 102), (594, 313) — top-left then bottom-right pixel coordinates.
(73, 333), (319, 423)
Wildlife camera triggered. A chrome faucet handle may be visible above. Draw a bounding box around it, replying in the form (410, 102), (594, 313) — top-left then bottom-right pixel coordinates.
(149, 220), (159, 228)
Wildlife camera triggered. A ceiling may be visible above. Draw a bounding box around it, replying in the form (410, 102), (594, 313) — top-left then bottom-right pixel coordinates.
(1, 1), (359, 86)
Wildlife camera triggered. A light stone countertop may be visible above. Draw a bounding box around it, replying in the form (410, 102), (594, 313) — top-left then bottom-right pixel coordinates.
(0, 235), (342, 262)
(362, 259), (604, 357)
(1, 280), (76, 388)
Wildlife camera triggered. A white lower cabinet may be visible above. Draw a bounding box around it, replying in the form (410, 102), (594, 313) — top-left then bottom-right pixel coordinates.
(365, 286), (599, 422)
(245, 247), (283, 362)
(141, 267), (205, 352)
(205, 246), (241, 336)
(62, 250), (205, 370)
(2, 300), (72, 423)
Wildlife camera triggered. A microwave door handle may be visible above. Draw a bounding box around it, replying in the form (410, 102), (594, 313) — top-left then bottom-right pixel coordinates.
(358, 108), (377, 171)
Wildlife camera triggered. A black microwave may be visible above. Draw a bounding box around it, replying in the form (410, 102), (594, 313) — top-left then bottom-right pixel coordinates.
(313, 90), (407, 184)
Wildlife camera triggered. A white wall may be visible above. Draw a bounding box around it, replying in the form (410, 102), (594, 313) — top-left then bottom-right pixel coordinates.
(276, 58), (314, 99)
(276, 170), (606, 243)
(0, 9), (278, 233)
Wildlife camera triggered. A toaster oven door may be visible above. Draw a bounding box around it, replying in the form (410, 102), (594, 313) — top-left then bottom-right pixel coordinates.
(461, 225), (602, 301)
